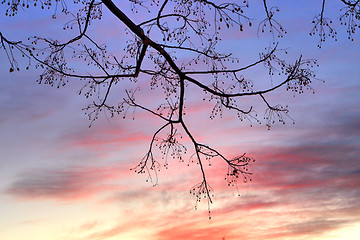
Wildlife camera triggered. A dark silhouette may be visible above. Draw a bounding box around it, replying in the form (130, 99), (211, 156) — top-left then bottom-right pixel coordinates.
(1, 0), (358, 216)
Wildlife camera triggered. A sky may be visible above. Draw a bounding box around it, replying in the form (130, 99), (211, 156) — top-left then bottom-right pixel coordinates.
(1, 1), (360, 240)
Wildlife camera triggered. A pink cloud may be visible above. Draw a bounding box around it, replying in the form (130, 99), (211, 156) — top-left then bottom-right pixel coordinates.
(70, 130), (149, 149)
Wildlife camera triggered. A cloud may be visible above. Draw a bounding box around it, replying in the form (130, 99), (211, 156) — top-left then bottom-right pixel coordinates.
(5, 164), (127, 201)
(68, 220), (101, 236)
(172, 131), (360, 239)
(77, 217), (157, 240)
(66, 129), (149, 149)
(155, 222), (236, 240)
(57, 111), (174, 155)
(77, 221), (100, 232)
(265, 219), (351, 239)
(0, 75), (68, 124)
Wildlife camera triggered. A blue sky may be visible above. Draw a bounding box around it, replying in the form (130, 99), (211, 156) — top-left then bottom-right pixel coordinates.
(1, 1), (360, 239)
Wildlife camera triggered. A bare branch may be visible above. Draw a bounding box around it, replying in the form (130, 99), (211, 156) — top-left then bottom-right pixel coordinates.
(3, 0), (354, 217)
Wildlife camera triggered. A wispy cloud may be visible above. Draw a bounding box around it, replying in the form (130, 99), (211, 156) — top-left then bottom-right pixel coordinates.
(265, 219), (351, 239)
(5, 164), (127, 201)
(155, 221), (236, 240)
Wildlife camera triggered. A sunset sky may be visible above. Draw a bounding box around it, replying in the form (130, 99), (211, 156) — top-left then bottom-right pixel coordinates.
(1, 1), (359, 240)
